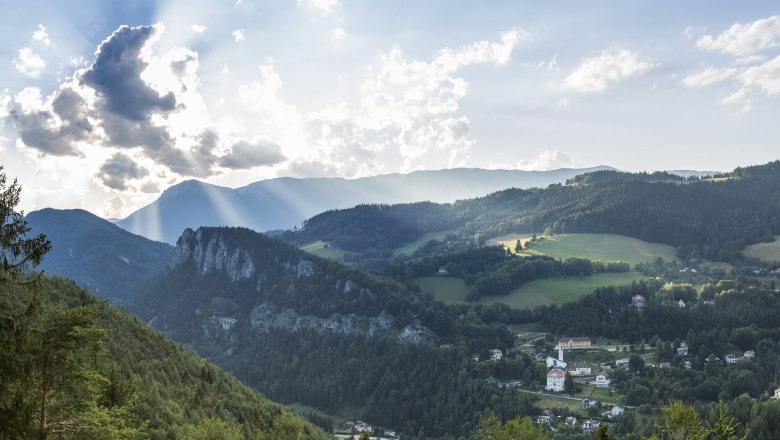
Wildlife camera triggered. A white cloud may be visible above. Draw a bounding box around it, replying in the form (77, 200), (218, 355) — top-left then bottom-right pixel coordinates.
(13, 48), (46, 77)
(32, 24), (51, 46)
(298, 0), (342, 16)
(517, 150), (576, 171)
(682, 67), (739, 87)
(696, 15), (780, 56)
(331, 27), (346, 41)
(190, 24), (207, 33)
(564, 49), (657, 93)
(232, 29), (245, 43)
(740, 54), (780, 95)
(0, 94), (10, 118)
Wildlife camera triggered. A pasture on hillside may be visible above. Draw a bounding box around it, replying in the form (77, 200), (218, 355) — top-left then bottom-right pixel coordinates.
(743, 236), (780, 262)
(300, 240), (348, 261)
(503, 233), (677, 266)
(415, 272), (645, 309)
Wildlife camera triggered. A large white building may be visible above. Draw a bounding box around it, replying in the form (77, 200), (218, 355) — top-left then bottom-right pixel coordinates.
(546, 368), (567, 392)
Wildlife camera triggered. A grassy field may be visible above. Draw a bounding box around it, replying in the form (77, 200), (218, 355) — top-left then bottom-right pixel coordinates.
(535, 395), (582, 412)
(393, 230), (452, 257)
(415, 276), (471, 303)
(416, 272), (645, 308)
(300, 240), (347, 261)
(743, 236), (780, 262)
(509, 233), (677, 265)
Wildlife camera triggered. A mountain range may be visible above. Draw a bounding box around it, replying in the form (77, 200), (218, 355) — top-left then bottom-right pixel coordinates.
(25, 208), (173, 302)
(117, 166), (617, 243)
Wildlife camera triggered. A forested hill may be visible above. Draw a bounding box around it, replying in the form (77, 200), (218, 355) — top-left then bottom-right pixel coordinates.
(25, 208), (173, 302)
(3, 276), (331, 439)
(282, 160), (780, 262)
(125, 227), (545, 437)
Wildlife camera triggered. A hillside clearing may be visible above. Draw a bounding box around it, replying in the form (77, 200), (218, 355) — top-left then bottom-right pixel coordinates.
(394, 230), (453, 257)
(743, 236), (780, 262)
(505, 233), (677, 266)
(416, 272), (645, 308)
(301, 240), (347, 261)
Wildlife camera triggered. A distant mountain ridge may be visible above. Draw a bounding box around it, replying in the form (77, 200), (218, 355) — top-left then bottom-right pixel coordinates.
(117, 166), (617, 243)
(25, 208), (173, 302)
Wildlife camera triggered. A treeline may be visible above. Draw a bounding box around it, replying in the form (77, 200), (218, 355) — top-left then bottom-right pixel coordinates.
(281, 160), (780, 263)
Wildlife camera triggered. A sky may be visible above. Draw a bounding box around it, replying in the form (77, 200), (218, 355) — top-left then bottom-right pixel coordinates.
(1, 0), (779, 218)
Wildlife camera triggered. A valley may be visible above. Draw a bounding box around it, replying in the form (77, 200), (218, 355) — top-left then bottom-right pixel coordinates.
(7, 162), (780, 439)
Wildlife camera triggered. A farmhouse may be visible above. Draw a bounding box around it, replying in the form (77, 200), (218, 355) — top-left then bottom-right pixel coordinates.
(631, 295), (646, 309)
(558, 337), (592, 349)
(595, 372), (611, 388)
(582, 420), (600, 433)
(546, 368), (567, 392)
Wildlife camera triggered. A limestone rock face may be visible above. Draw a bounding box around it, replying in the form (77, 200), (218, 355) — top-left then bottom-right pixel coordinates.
(169, 228), (256, 281)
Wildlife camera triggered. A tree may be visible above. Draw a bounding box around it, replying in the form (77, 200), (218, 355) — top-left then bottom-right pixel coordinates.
(564, 372), (575, 395)
(629, 354), (646, 374)
(0, 166), (51, 284)
(660, 400), (710, 440)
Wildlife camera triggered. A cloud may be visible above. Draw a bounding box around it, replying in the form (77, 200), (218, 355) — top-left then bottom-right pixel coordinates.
(97, 152), (149, 190)
(696, 15), (780, 56)
(9, 86), (91, 156)
(298, 0), (342, 16)
(82, 25), (176, 122)
(219, 140), (287, 169)
(190, 24), (207, 33)
(32, 24), (52, 46)
(517, 150), (576, 171)
(332, 27), (346, 41)
(682, 67), (739, 87)
(232, 29), (245, 43)
(564, 49), (657, 92)
(13, 48), (46, 77)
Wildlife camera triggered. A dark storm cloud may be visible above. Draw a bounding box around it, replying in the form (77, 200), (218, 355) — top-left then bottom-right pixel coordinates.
(9, 87), (92, 156)
(219, 140), (287, 169)
(97, 152), (149, 190)
(82, 25), (176, 121)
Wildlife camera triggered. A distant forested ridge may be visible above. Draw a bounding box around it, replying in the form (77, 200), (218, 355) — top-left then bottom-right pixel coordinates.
(282, 160), (780, 263)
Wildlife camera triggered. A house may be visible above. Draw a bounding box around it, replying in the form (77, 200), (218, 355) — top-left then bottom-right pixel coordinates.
(744, 350), (756, 359)
(659, 362), (671, 368)
(684, 361), (692, 369)
(611, 405), (624, 417)
(677, 343), (689, 356)
(725, 354), (741, 364)
(581, 398), (597, 409)
(438, 266), (448, 274)
(489, 349), (503, 361)
(536, 409), (553, 424)
(546, 368), (567, 392)
(595, 372), (611, 388)
(582, 420), (600, 433)
(558, 337), (592, 349)
(569, 362), (591, 376)
(703, 300), (715, 305)
(564, 416), (577, 426)
(615, 358), (630, 369)
(678, 299), (686, 308)
(631, 295), (646, 309)
(774, 388), (780, 399)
